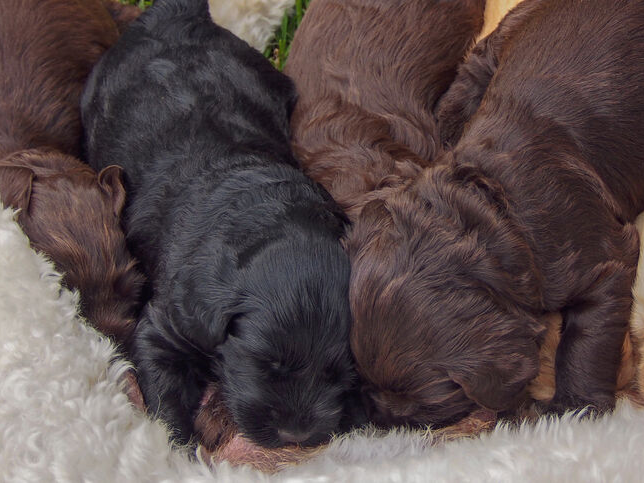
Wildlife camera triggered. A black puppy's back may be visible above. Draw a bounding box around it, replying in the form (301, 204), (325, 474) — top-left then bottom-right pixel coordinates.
(82, 0), (356, 448)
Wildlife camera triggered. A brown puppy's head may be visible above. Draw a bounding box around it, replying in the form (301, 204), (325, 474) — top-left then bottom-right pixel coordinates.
(0, 149), (143, 343)
(347, 162), (546, 428)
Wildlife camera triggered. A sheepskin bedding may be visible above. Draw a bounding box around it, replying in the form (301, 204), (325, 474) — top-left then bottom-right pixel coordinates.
(2, 202), (644, 482)
(207, 0), (296, 51)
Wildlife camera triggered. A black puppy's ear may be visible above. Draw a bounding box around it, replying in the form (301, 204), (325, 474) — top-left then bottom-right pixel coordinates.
(447, 350), (539, 411)
(0, 166), (34, 214)
(98, 165), (126, 216)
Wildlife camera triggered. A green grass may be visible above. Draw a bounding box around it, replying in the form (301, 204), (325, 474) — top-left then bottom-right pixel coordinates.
(120, 0), (153, 8)
(263, 0), (311, 70)
(118, 0), (310, 70)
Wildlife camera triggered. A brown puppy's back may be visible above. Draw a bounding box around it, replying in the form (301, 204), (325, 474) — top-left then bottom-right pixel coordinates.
(286, 0), (486, 220)
(0, 0), (119, 158)
(376, 0), (644, 420)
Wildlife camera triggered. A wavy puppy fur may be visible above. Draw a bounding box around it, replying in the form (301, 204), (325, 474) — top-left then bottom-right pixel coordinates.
(350, 0), (644, 428)
(286, 0), (486, 428)
(286, 0), (486, 222)
(0, 0), (143, 344)
(82, 0), (356, 449)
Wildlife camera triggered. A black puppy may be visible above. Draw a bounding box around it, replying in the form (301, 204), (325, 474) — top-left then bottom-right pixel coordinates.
(82, 0), (356, 448)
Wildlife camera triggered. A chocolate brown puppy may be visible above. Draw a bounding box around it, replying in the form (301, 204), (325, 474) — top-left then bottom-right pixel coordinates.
(351, 0), (644, 427)
(285, 0), (486, 428)
(286, 0), (486, 221)
(0, 0), (143, 343)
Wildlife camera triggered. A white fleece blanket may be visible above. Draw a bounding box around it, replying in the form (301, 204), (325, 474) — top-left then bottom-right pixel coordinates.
(208, 0), (296, 51)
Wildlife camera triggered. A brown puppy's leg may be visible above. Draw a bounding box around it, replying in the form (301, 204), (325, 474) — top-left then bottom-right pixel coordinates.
(103, 0), (142, 33)
(551, 252), (638, 413)
(528, 313), (563, 403)
(194, 383), (238, 451)
(435, 0), (543, 147)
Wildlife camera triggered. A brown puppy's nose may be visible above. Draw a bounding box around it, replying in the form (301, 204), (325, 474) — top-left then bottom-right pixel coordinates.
(277, 429), (313, 444)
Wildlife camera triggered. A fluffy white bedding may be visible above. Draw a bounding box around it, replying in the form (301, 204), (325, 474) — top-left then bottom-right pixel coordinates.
(208, 0), (296, 51)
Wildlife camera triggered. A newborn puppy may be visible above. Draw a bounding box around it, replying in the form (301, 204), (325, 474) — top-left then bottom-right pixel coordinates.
(82, 0), (355, 448)
(285, 0), (485, 429)
(286, 0), (486, 221)
(351, 0), (644, 427)
(0, 0), (143, 343)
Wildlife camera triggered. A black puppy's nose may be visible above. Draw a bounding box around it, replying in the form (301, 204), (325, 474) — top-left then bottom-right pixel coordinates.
(277, 428), (313, 444)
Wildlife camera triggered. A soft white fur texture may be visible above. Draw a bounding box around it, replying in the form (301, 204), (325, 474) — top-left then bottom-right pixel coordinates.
(208, 0), (295, 51)
(3, 204), (644, 482)
(0, 206), (237, 482)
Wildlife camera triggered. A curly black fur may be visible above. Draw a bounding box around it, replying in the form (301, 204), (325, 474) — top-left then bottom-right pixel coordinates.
(82, 0), (357, 448)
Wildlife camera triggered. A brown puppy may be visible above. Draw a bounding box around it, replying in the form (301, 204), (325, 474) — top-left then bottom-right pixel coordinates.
(350, 0), (644, 428)
(0, 0), (143, 343)
(286, 0), (486, 221)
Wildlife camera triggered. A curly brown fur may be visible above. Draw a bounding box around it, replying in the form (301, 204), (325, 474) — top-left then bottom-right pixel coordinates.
(286, 0), (486, 221)
(0, 0), (120, 159)
(0, 0), (143, 344)
(351, 0), (644, 427)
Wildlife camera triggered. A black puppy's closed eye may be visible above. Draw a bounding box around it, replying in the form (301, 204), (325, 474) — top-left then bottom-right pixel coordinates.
(226, 313), (243, 338)
(269, 361), (289, 379)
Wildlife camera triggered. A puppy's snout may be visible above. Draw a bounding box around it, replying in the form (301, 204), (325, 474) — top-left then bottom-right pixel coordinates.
(277, 428), (314, 445)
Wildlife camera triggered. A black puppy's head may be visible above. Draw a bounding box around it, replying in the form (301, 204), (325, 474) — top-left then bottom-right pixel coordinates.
(218, 236), (355, 448)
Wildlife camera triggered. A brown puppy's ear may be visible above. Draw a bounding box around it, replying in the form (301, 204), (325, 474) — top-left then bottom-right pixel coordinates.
(98, 165), (126, 216)
(0, 166), (34, 213)
(447, 347), (540, 411)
